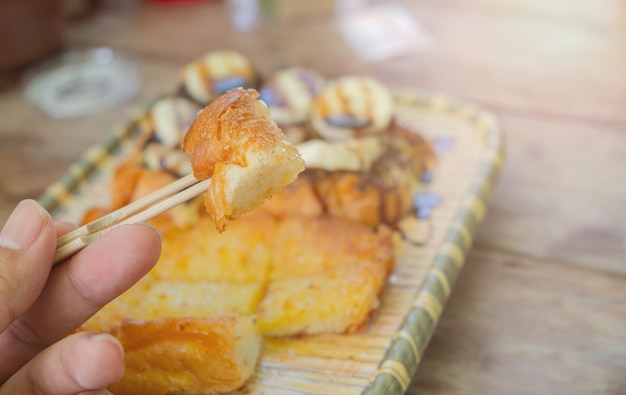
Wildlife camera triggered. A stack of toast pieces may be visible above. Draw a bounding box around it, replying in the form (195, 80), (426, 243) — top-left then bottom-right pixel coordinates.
(77, 50), (436, 394)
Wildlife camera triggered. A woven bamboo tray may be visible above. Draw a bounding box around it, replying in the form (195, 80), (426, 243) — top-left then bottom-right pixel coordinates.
(39, 89), (504, 395)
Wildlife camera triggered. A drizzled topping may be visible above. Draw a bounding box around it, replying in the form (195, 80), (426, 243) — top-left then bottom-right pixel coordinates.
(214, 76), (250, 95)
(151, 97), (201, 149)
(259, 67), (325, 127)
(412, 192), (442, 220)
(311, 76), (394, 141)
(258, 84), (286, 107)
(142, 142), (192, 176)
(325, 114), (371, 129)
(180, 50), (257, 105)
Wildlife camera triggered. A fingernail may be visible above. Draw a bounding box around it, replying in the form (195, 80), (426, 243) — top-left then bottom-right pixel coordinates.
(90, 333), (124, 356)
(0, 200), (47, 251)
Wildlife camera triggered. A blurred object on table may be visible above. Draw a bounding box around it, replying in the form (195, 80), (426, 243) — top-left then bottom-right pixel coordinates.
(338, 3), (433, 62)
(260, 0), (335, 20)
(63, 0), (101, 20)
(147, 0), (217, 3)
(228, 0), (337, 31)
(24, 47), (139, 118)
(76, 0), (142, 18)
(228, 0), (260, 31)
(0, 0), (66, 91)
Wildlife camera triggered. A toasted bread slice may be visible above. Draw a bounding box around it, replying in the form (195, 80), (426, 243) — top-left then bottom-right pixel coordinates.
(260, 120), (437, 228)
(257, 263), (386, 336)
(155, 213), (393, 284)
(267, 215), (395, 281)
(254, 216), (393, 337)
(141, 213), (393, 338)
(81, 277), (266, 333)
(259, 169), (408, 228)
(155, 212), (275, 283)
(109, 316), (262, 395)
(183, 88), (305, 231)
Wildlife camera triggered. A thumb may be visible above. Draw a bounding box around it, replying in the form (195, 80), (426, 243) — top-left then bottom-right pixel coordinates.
(0, 200), (56, 333)
(0, 331), (125, 395)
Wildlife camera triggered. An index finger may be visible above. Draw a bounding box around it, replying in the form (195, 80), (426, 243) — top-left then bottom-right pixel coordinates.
(0, 223), (161, 382)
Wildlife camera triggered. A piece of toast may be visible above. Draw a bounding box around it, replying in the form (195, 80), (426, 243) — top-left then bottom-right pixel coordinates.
(154, 212), (275, 283)
(149, 213), (394, 337)
(79, 211), (393, 392)
(260, 120), (437, 228)
(258, 169), (410, 228)
(183, 87), (305, 231)
(76, 86), (307, 394)
(73, 68), (440, 394)
(108, 316), (262, 395)
(257, 263), (386, 336)
(81, 277), (266, 333)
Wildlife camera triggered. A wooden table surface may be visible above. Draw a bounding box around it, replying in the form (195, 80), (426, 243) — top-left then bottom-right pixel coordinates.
(1, 0), (625, 394)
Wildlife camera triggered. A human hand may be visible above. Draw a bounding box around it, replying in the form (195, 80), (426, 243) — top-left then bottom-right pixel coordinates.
(0, 200), (161, 394)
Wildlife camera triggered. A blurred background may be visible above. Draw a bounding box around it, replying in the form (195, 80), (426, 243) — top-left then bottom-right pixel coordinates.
(0, 1), (625, 393)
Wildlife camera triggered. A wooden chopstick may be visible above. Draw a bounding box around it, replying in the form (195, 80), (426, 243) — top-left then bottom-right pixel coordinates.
(54, 174), (210, 265)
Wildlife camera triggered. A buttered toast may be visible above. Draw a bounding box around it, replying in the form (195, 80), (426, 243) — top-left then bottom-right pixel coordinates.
(74, 53), (440, 394)
(84, 212), (394, 332)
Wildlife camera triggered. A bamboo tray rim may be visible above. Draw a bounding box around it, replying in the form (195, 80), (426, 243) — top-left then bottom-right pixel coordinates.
(363, 91), (504, 394)
(38, 89), (505, 395)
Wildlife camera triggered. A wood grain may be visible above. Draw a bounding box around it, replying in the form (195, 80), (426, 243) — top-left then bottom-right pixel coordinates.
(0, 0), (625, 393)
(408, 247), (626, 395)
(65, 1), (626, 126)
(476, 114), (626, 276)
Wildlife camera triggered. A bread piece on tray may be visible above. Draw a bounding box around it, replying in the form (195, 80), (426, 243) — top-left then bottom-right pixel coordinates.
(256, 216), (393, 336)
(257, 263), (387, 336)
(267, 215), (395, 280)
(81, 278), (265, 333)
(155, 212), (275, 283)
(77, 86), (307, 394)
(143, 213), (393, 338)
(108, 316), (261, 395)
(260, 120), (437, 228)
(259, 169), (410, 228)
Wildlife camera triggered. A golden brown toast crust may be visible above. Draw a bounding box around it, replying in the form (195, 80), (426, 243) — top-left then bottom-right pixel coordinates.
(182, 87), (305, 231)
(73, 64), (439, 394)
(182, 88), (295, 180)
(109, 316), (261, 395)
